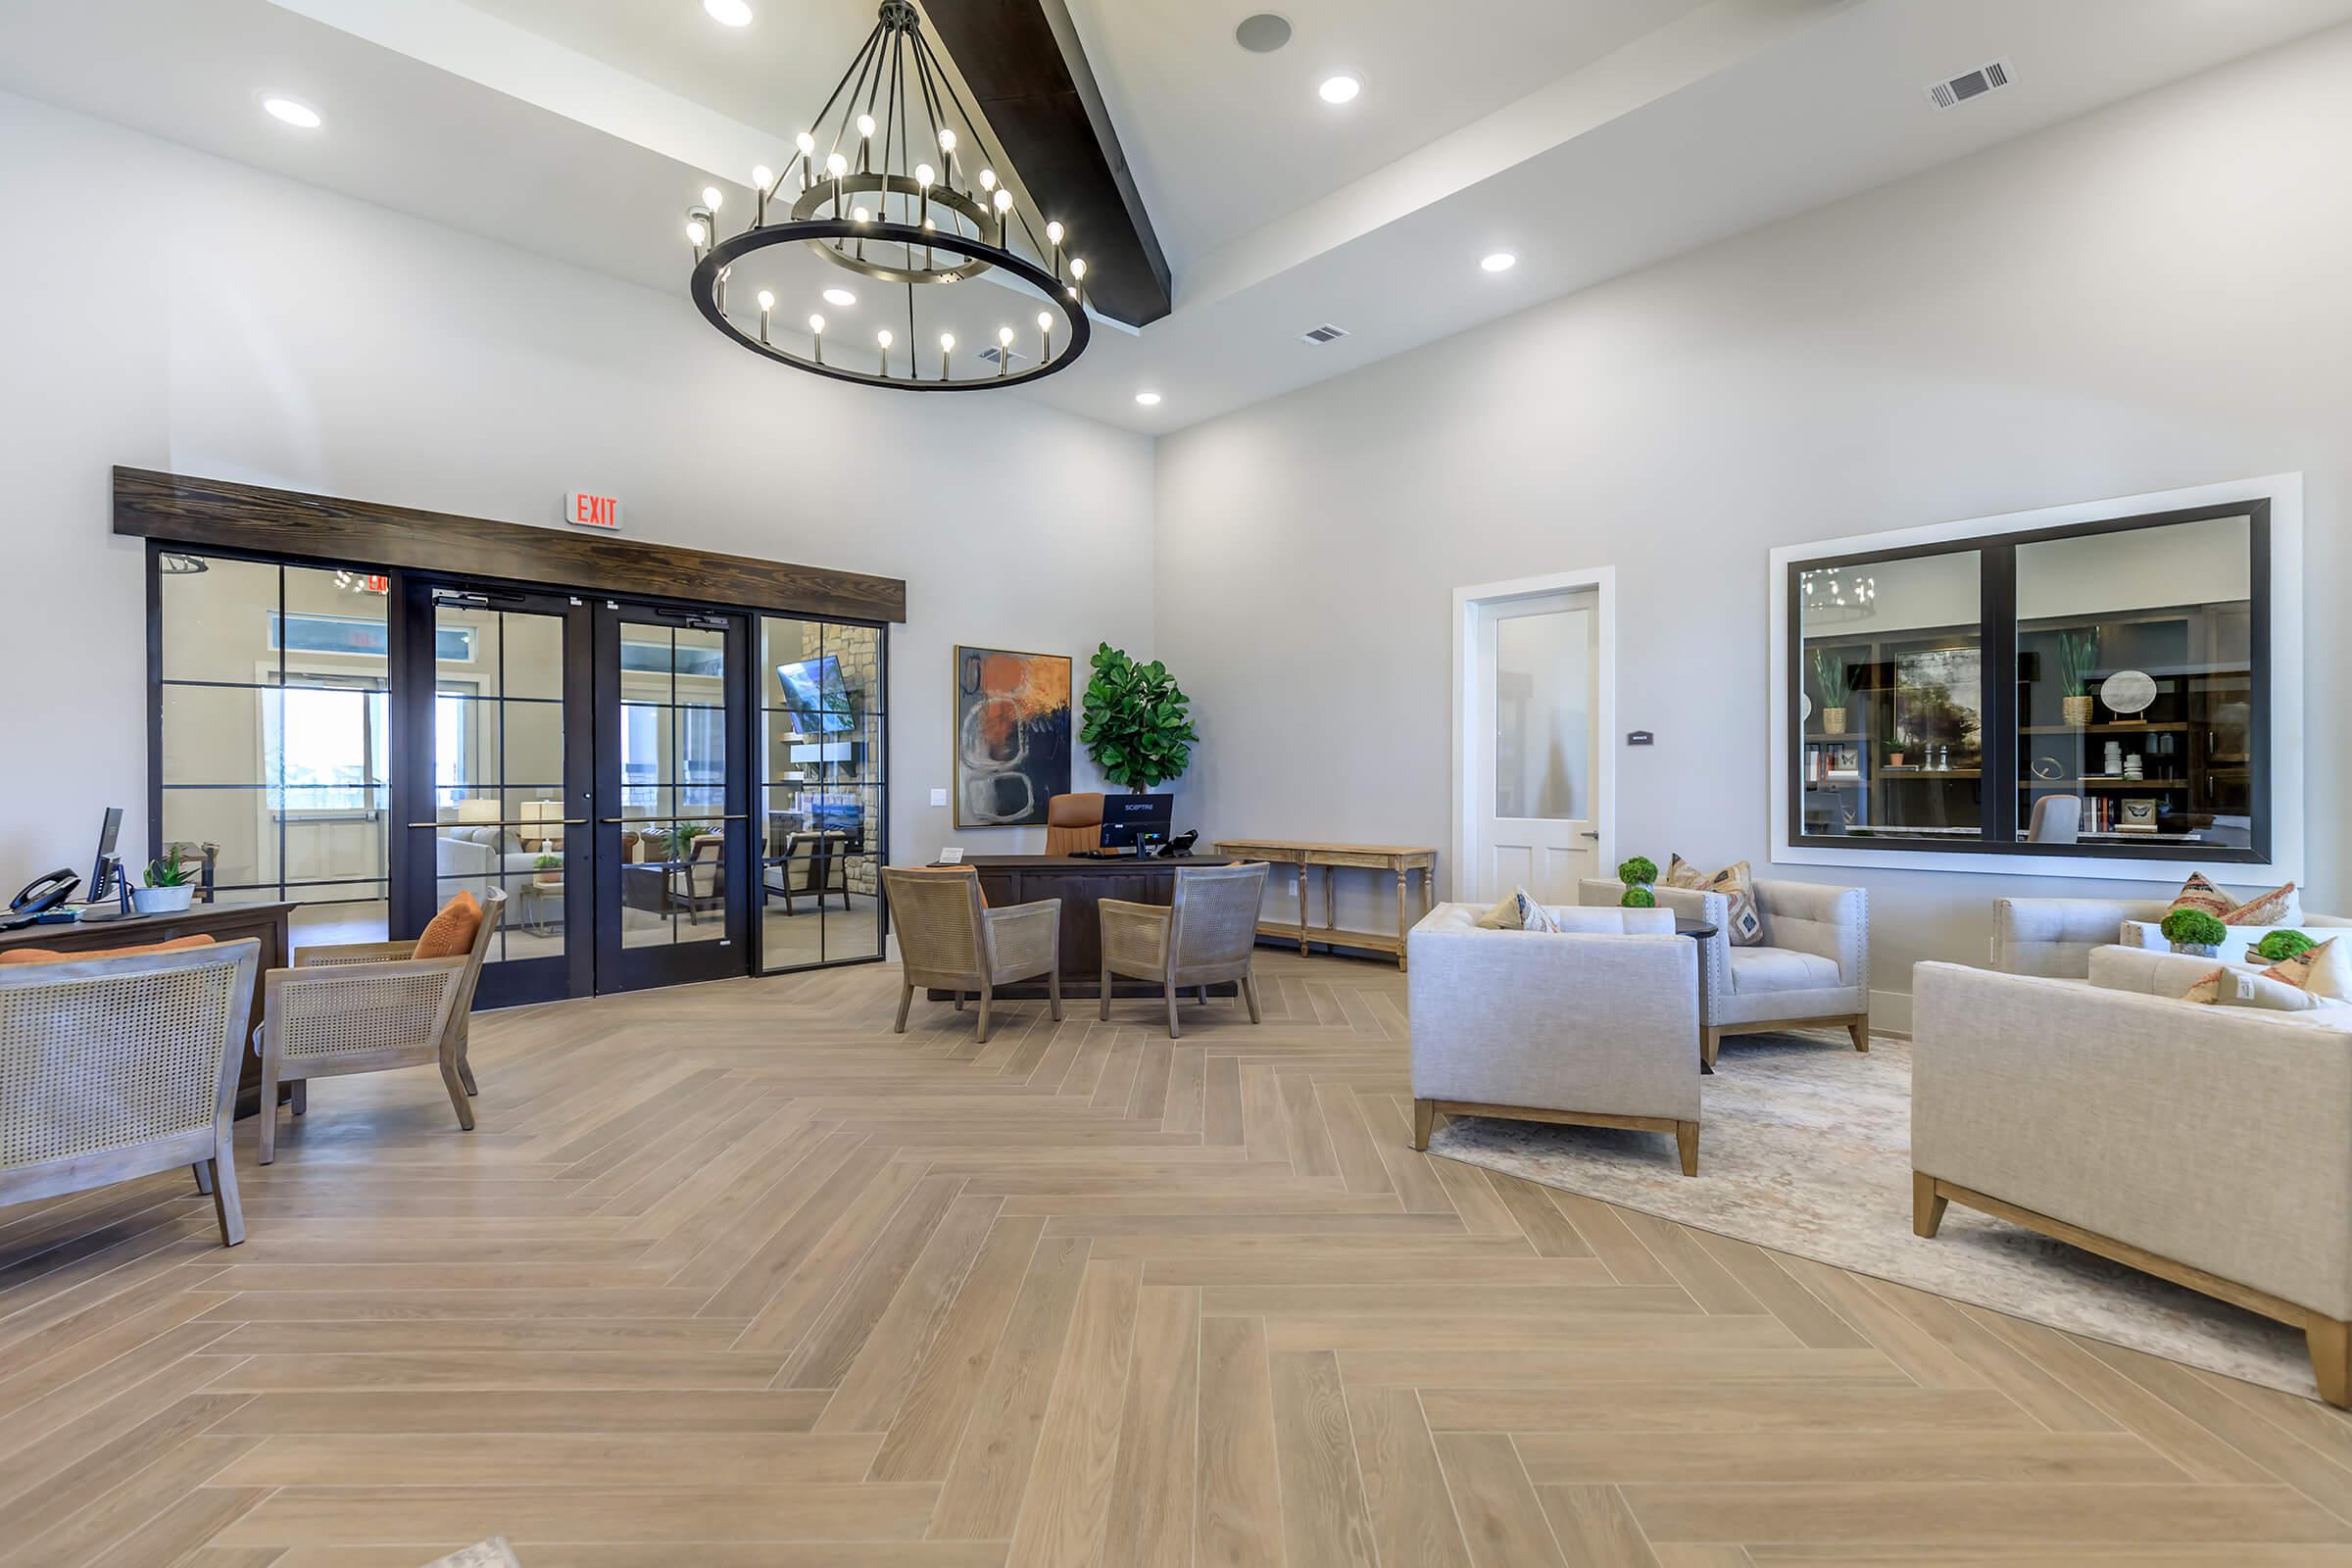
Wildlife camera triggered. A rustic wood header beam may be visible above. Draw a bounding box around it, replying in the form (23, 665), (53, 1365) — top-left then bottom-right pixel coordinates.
(113, 466), (907, 624)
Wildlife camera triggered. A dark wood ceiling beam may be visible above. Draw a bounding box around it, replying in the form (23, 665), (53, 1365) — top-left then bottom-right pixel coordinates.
(114, 467), (907, 623)
(923, 0), (1171, 328)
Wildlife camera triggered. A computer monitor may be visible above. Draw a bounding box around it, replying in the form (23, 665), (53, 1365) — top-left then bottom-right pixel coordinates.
(1099, 794), (1174, 851)
(85, 807), (125, 905)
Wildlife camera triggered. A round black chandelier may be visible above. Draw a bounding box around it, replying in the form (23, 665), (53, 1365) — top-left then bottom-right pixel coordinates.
(684, 0), (1094, 391)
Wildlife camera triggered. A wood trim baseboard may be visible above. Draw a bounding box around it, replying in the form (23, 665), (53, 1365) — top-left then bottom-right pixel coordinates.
(115, 467), (907, 623)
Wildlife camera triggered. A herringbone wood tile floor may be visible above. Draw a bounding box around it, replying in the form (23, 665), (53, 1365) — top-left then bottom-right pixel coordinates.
(3, 950), (2350, 1565)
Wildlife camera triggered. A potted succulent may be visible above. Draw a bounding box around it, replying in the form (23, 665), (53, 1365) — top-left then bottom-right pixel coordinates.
(133, 848), (197, 915)
(2160, 906), (2229, 957)
(1080, 643), (1200, 793)
(533, 852), (564, 886)
(1617, 856), (1659, 908)
(1812, 650), (1851, 736)
(2058, 629), (2100, 727)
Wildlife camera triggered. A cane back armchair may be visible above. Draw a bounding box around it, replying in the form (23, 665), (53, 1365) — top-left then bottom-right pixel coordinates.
(881, 867), (1061, 1044)
(255, 889), (505, 1161)
(1100, 861), (1270, 1039)
(0, 939), (261, 1245)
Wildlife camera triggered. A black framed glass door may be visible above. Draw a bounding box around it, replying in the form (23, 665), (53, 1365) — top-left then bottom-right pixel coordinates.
(595, 602), (752, 993)
(397, 584), (595, 1008)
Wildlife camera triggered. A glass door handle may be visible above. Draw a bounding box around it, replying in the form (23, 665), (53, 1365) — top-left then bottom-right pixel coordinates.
(406, 818), (588, 828)
(601, 814), (751, 823)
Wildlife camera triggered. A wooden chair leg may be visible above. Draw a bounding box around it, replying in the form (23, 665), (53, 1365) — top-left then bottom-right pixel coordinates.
(976, 990), (994, 1046)
(1848, 1014), (1870, 1054)
(895, 982), (914, 1033)
(954, 994), (964, 1011)
(1049, 966), (1064, 1023)
(1198, 986), (1208, 1004)
(1163, 978), (1182, 1041)
(440, 1054), (476, 1132)
(1701, 1028), (1721, 1073)
(1411, 1099), (1436, 1152)
(1913, 1171), (1949, 1239)
(257, 1060), (281, 1165)
(1100, 966), (1112, 1022)
(192, 1161), (213, 1195)
(1241, 970), (1262, 1024)
(290, 1080), (308, 1115)
(2309, 1316), (2350, 1408)
(205, 1154), (245, 1247)
(456, 1052), (478, 1097)
(1674, 1121), (1699, 1178)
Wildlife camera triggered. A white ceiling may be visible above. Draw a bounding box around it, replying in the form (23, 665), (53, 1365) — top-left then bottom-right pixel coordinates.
(3, 0), (2348, 435)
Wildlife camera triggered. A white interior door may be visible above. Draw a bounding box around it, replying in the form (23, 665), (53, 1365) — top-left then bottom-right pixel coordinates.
(1472, 592), (1600, 904)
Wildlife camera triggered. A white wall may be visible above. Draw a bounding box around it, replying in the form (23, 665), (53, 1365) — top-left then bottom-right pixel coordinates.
(1153, 23), (2352, 1027)
(0, 90), (1154, 896)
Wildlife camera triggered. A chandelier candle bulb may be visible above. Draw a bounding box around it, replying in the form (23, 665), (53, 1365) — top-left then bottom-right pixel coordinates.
(938, 331), (954, 378)
(1037, 309), (1053, 363)
(796, 130), (814, 191)
(757, 290), (774, 344)
(876, 326), (893, 375)
(753, 165), (773, 223)
(998, 323), (1013, 376)
(1046, 219), (1064, 279)
(808, 314), (825, 365)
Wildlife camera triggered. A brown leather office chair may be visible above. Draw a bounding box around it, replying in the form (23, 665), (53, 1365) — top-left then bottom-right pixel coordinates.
(1044, 792), (1105, 856)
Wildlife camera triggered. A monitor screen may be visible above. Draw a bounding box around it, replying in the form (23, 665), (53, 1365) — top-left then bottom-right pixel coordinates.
(86, 807), (123, 900)
(1099, 794), (1174, 848)
(776, 657), (853, 734)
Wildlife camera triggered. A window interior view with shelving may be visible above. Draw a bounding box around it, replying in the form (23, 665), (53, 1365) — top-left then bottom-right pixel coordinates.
(759, 614), (884, 970)
(1793, 505), (2266, 859)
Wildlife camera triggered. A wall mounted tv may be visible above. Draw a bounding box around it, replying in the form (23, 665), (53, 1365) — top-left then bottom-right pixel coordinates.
(776, 657), (853, 734)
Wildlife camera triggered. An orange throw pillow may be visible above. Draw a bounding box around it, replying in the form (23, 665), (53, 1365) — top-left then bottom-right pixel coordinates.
(413, 890), (483, 959)
(0, 934), (218, 966)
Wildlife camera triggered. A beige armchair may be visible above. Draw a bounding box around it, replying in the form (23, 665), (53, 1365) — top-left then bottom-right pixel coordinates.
(0, 939), (260, 1245)
(1099, 861), (1270, 1038)
(255, 889), (505, 1161)
(1581, 875), (1869, 1070)
(882, 867), (1061, 1043)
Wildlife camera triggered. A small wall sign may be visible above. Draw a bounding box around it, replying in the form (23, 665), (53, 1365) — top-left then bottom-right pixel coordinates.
(1627, 730), (1655, 747)
(564, 492), (622, 530)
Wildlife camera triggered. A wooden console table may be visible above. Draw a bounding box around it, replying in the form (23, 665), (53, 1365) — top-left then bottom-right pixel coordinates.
(0, 901), (293, 1118)
(1211, 841), (1436, 971)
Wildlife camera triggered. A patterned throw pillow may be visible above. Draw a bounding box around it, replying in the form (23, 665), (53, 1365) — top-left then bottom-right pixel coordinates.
(2225, 881), (2296, 926)
(1661, 855), (1711, 891)
(2168, 872), (2235, 923)
(2182, 938), (2340, 1009)
(1662, 855), (1764, 945)
(1473, 888), (1557, 932)
(2170, 872), (2297, 927)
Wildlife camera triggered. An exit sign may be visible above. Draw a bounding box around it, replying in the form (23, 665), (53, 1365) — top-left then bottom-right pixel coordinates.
(564, 492), (622, 530)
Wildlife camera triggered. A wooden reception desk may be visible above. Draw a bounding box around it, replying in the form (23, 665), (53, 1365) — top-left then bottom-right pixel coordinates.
(1210, 840), (1436, 971)
(927, 855), (1243, 1000)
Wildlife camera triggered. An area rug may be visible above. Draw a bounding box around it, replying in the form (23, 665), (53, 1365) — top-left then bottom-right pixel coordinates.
(1427, 1027), (2320, 1399)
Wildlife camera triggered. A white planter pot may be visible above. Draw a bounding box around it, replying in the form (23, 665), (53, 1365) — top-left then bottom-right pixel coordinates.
(132, 885), (195, 916)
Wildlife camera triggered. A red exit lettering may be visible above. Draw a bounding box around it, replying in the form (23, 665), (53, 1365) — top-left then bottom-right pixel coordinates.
(564, 492), (622, 530)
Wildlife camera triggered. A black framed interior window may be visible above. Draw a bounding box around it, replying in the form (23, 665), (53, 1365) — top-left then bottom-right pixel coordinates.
(1788, 500), (2270, 863)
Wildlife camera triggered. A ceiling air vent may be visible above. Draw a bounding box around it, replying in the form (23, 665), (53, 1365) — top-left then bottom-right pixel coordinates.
(1298, 323), (1350, 346)
(977, 344), (1030, 368)
(1925, 57), (2014, 111)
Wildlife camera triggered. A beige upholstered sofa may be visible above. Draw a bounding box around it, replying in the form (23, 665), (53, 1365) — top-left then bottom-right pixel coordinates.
(1581, 876), (1869, 1069)
(1912, 956), (2352, 1406)
(1406, 903), (1701, 1175)
(1990, 891), (2352, 978)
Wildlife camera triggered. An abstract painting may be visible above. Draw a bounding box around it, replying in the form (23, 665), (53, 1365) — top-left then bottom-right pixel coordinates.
(954, 646), (1071, 827)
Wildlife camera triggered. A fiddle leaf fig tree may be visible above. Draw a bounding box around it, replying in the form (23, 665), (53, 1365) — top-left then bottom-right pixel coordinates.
(1079, 642), (1200, 792)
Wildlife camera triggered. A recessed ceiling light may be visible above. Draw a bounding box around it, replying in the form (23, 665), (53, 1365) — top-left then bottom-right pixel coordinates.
(822, 287), (858, 307)
(1235, 14), (1292, 53)
(262, 96), (321, 129)
(1134, 391), (1162, 407)
(1318, 74), (1361, 105)
(1480, 252), (1517, 272)
(704, 0), (754, 26)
